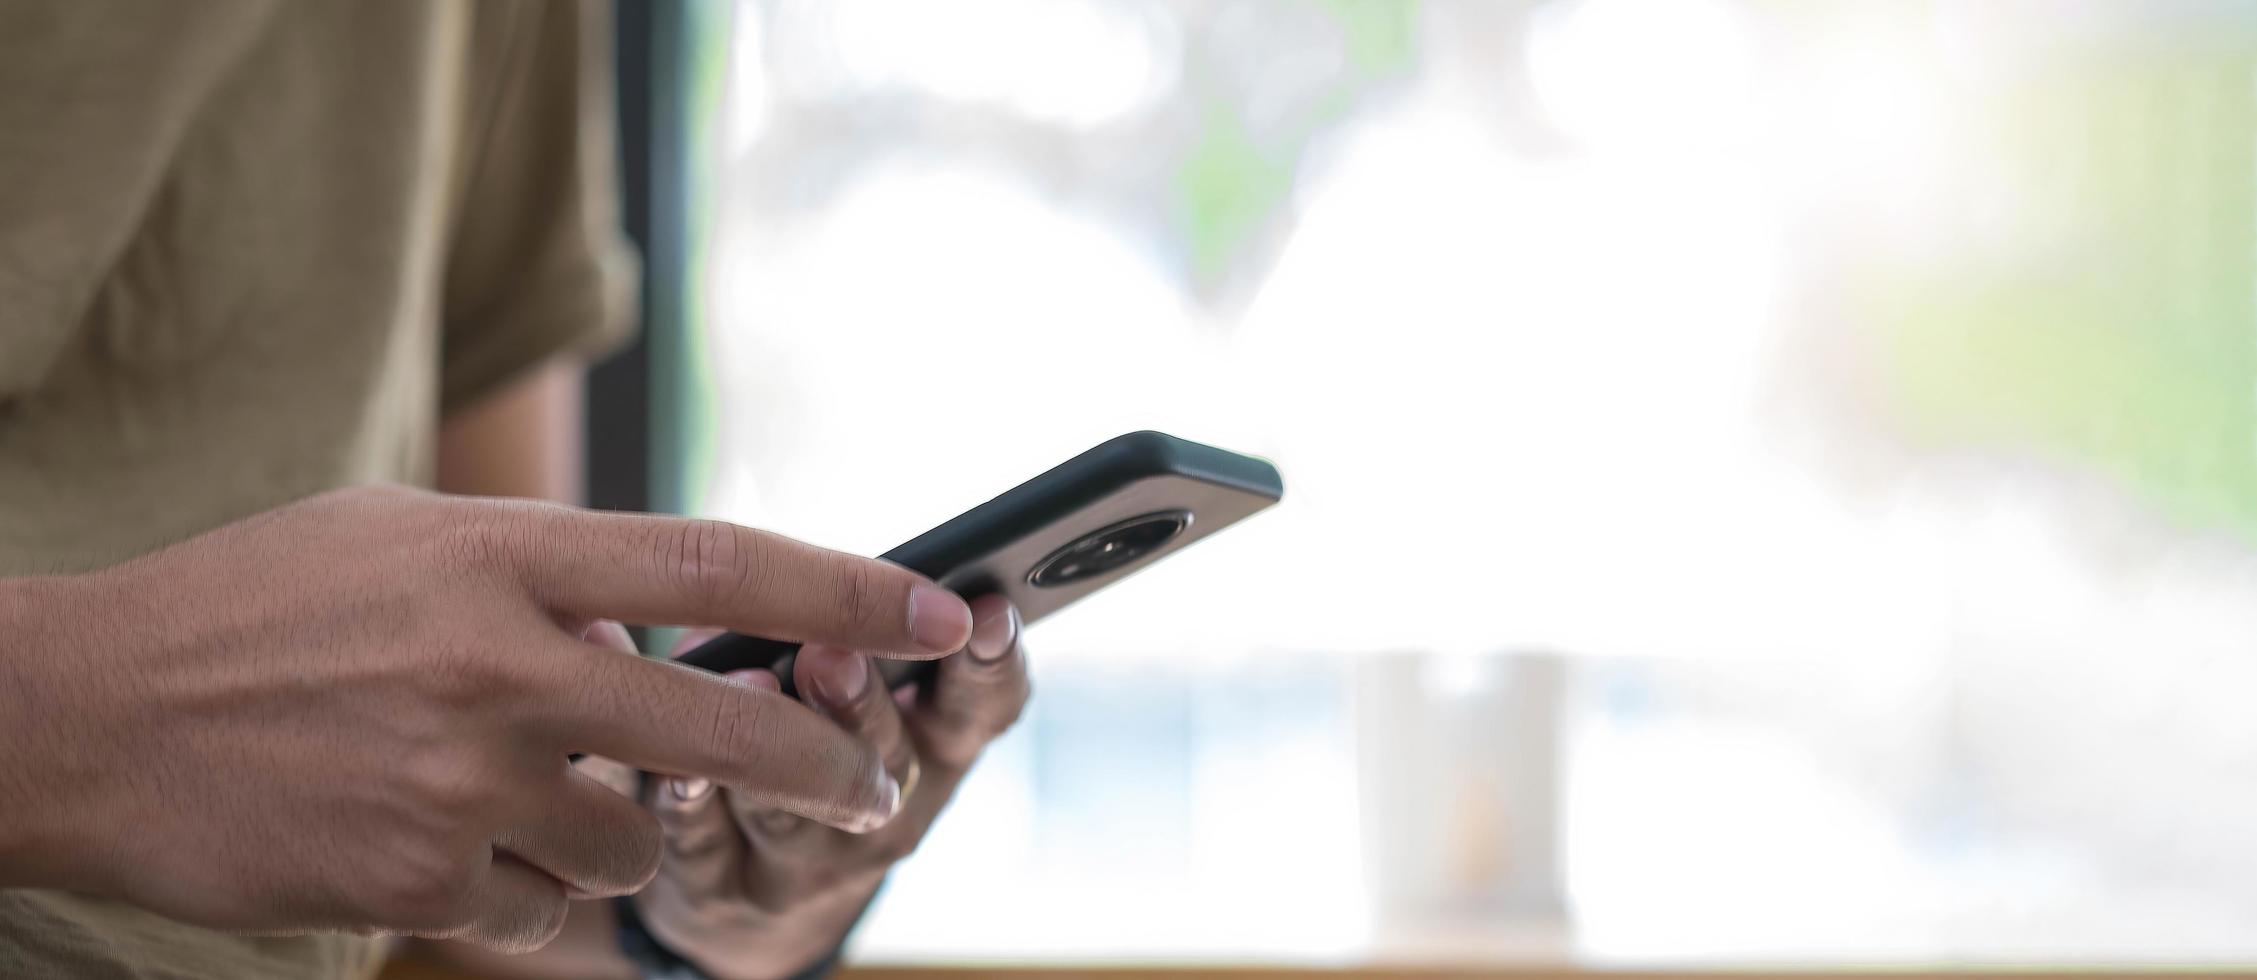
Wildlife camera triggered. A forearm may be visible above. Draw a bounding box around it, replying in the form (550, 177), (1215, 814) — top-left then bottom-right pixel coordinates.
(436, 360), (586, 503)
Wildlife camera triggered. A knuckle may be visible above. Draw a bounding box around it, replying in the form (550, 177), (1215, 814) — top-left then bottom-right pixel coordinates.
(411, 631), (521, 710)
(437, 499), (560, 581)
(980, 673), (1035, 738)
(614, 810), (666, 893)
(436, 509), (516, 575)
(958, 676), (1031, 740)
(701, 684), (755, 771)
(931, 698), (985, 737)
(396, 747), (501, 818)
(517, 895), (572, 952)
(371, 852), (481, 931)
(670, 519), (753, 615)
(834, 559), (886, 632)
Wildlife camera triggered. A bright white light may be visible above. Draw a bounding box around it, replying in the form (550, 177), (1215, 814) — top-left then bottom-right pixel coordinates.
(1567, 718), (1935, 959)
(1789, 46), (1952, 223)
(704, 157), (1233, 563)
(821, 0), (1174, 127)
(1236, 101), (1799, 661)
(1760, 10), (1961, 240)
(704, 0), (2257, 963)
(723, 6), (768, 158)
(1526, 0), (1760, 154)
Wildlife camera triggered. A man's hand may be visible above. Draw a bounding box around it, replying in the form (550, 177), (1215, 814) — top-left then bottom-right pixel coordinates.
(606, 593), (1031, 978)
(0, 486), (972, 954)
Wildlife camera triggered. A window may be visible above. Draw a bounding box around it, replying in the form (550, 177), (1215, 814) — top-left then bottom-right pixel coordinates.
(678, 0), (2257, 965)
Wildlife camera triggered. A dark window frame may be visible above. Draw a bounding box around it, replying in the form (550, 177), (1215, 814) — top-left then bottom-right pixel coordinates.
(587, 0), (692, 516)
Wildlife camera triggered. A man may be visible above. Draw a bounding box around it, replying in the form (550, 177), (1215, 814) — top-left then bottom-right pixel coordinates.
(0, 3), (1030, 978)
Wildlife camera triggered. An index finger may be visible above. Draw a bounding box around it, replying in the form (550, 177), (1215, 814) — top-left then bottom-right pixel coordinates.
(545, 639), (901, 832)
(500, 506), (971, 658)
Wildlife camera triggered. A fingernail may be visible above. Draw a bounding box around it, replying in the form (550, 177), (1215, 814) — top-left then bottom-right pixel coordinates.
(806, 647), (868, 705)
(908, 584), (973, 653)
(855, 773), (901, 832)
(969, 603), (1018, 663)
(730, 669), (781, 693)
(670, 777), (713, 802)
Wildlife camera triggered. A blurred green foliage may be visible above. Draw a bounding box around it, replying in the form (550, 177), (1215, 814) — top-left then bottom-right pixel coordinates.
(1178, 109), (1295, 280)
(1172, 0), (1418, 286)
(1874, 53), (2257, 536)
(670, 0), (732, 516)
(1317, 0), (1419, 74)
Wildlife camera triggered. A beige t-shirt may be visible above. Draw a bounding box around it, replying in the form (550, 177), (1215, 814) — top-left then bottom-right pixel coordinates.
(0, 1), (636, 976)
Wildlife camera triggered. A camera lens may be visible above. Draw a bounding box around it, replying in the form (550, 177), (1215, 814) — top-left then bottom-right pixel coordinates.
(1027, 511), (1191, 588)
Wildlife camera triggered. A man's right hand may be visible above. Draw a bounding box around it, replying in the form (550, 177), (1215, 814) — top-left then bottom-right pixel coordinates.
(0, 485), (973, 953)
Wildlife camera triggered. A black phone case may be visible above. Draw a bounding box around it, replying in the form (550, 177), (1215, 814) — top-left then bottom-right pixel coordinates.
(673, 430), (1282, 694)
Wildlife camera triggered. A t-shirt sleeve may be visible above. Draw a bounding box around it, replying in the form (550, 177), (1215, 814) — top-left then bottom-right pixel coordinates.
(439, 0), (639, 415)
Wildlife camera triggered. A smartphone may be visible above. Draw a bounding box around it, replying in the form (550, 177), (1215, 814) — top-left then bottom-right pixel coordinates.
(676, 430), (1283, 695)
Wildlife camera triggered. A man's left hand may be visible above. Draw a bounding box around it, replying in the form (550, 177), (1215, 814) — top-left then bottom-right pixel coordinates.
(586, 593), (1030, 979)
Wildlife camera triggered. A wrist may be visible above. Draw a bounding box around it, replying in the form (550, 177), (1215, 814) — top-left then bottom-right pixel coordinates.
(0, 573), (126, 891)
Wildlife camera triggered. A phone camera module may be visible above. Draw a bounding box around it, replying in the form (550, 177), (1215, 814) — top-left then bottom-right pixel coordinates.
(1027, 511), (1192, 588)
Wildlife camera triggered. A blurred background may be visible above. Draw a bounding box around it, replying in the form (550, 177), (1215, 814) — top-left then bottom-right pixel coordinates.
(636, 0), (2257, 970)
